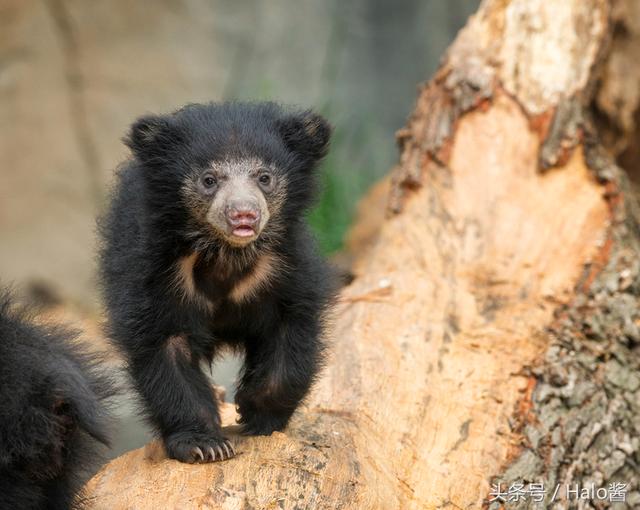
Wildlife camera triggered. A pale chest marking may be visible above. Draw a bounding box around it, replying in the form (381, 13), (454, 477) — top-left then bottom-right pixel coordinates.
(174, 251), (277, 306)
(229, 253), (277, 304)
(174, 252), (212, 310)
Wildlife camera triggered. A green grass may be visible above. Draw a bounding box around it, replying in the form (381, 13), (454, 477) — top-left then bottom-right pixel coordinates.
(307, 165), (355, 255)
(307, 115), (390, 255)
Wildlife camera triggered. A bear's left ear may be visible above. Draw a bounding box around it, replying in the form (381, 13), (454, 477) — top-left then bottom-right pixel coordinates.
(278, 110), (332, 166)
(125, 114), (183, 163)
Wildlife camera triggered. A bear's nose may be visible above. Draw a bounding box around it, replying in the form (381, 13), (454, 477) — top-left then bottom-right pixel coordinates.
(226, 202), (260, 226)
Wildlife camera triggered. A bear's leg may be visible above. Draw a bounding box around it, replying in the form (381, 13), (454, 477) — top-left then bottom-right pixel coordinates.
(236, 317), (323, 436)
(131, 335), (235, 463)
(42, 475), (75, 510)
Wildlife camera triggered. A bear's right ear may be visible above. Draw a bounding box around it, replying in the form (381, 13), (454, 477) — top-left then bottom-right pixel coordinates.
(124, 115), (181, 162)
(278, 110), (332, 167)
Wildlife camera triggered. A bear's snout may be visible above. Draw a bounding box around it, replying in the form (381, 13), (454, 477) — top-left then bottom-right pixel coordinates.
(226, 201), (260, 226)
(226, 201), (261, 239)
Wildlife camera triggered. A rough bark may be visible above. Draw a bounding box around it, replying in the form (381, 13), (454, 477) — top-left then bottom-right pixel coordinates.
(86, 0), (640, 508)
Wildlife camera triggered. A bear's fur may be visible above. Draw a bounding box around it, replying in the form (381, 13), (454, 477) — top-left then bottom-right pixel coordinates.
(0, 291), (114, 509)
(99, 102), (337, 463)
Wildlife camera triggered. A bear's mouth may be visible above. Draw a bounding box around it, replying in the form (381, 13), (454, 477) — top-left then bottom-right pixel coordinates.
(232, 225), (256, 238)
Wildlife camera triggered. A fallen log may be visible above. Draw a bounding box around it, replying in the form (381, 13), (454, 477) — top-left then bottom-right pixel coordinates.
(86, 0), (640, 508)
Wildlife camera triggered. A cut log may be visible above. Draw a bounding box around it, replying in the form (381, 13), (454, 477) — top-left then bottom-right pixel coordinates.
(85, 0), (640, 508)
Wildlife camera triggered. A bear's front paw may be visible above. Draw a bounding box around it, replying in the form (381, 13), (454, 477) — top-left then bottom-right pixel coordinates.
(165, 432), (235, 463)
(238, 411), (291, 436)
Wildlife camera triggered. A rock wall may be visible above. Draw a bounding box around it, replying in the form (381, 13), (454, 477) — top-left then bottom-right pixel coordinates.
(0, 0), (477, 308)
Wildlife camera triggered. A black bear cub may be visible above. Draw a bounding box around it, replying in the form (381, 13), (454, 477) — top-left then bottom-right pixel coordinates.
(99, 102), (337, 463)
(0, 291), (114, 510)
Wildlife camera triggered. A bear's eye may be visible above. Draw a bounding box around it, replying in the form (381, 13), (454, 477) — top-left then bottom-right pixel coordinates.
(202, 175), (217, 189)
(258, 173), (273, 189)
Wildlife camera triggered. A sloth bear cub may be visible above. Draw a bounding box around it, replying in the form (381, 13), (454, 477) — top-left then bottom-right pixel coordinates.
(99, 102), (337, 463)
(0, 291), (113, 510)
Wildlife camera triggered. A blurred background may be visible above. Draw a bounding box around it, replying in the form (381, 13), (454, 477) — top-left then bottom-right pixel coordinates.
(0, 0), (478, 456)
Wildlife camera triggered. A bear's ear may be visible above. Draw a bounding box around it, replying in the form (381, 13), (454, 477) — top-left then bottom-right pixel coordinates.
(278, 110), (332, 166)
(125, 114), (182, 162)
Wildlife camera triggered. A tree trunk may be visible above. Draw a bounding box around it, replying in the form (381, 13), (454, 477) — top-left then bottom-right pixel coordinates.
(85, 1), (640, 508)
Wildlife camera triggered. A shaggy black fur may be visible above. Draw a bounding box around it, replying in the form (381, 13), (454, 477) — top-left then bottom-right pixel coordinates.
(99, 102), (337, 463)
(0, 291), (114, 510)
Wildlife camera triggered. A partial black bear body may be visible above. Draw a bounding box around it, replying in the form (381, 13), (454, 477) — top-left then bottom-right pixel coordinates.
(99, 102), (337, 463)
(0, 292), (114, 510)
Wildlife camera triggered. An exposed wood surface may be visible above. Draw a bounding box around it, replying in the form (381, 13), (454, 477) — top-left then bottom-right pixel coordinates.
(85, 98), (608, 510)
(85, 1), (634, 508)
